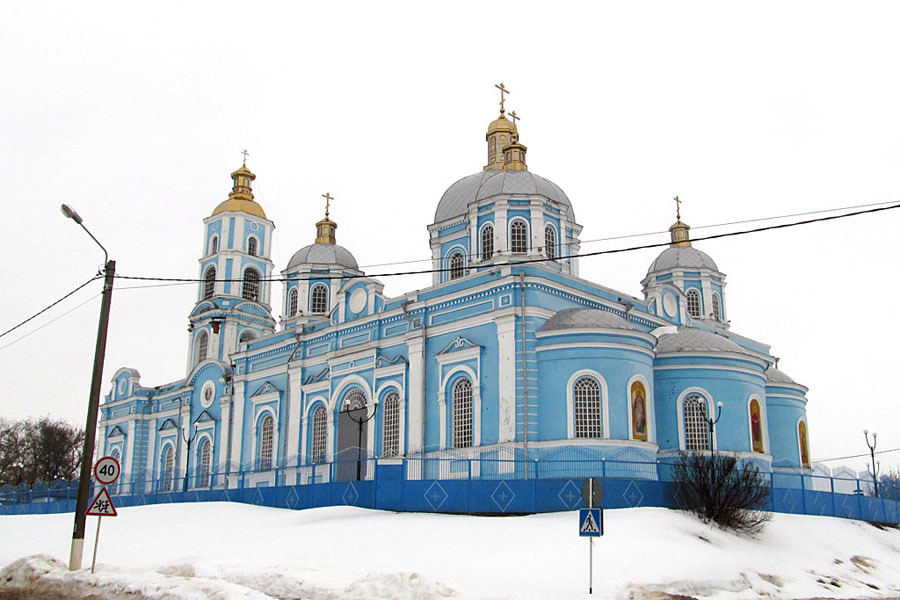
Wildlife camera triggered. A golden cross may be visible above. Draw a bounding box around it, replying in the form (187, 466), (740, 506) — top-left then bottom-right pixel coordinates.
(241, 149), (249, 166)
(509, 110), (520, 127)
(673, 195), (682, 220)
(495, 82), (509, 114)
(322, 192), (333, 218)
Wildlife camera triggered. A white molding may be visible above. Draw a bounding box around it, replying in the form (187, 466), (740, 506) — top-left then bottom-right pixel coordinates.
(653, 363), (765, 379)
(535, 341), (655, 358)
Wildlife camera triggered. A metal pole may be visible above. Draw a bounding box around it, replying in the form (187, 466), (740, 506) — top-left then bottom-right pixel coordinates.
(589, 537), (593, 595)
(865, 430), (879, 498)
(90, 516), (102, 574)
(69, 259), (115, 571)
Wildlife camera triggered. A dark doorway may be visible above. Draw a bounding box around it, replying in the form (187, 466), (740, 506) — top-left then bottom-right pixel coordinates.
(336, 397), (369, 481)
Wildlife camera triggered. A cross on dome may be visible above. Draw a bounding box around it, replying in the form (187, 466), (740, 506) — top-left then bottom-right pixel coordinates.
(322, 192), (333, 218)
(241, 149), (249, 166)
(495, 82), (509, 116)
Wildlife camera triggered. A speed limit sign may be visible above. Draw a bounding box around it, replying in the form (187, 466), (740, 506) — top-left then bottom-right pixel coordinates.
(94, 456), (121, 486)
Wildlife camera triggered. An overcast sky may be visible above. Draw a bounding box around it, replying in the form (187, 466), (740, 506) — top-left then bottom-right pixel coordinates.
(2, 1), (898, 474)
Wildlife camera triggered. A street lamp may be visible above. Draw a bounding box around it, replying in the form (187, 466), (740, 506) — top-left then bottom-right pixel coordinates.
(707, 401), (724, 453)
(864, 430), (879, 498)
(63, 204), (116, 572)
(182, 419), (198, 493)
(340, 400), (379, 481)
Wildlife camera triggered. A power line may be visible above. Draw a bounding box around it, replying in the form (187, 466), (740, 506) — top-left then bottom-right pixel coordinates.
(812, 447), (900, 464)
(113, 201), (900, 284)
(0, 292), (102, 351)
(0, 275), (101, 340)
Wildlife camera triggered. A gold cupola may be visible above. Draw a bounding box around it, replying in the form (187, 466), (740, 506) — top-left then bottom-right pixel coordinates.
(501, 110), (527, 171)
(315, 192), (337, 244)
(211, 158), (267, 219)
(669, 196), (691, 247)
(484, 82), (519, 171)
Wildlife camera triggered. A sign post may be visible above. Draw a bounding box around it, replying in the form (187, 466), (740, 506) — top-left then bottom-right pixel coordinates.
(580, 478), (604, 595)
(86, 457), (120, 574)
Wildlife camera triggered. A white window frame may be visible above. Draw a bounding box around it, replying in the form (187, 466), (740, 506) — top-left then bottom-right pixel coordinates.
(310, 404), (328, 464)
(448, 251), (465, 280)
(160, 443), (175, 492)
(686, 289), (701, 318)
(676, 388), (715, 451)
(203, 266), (216, 300)
(289, 288), (299, 316)
(451, 378), (474, 449)
(250, 409), (278, 471)
(565, 370), (610, 439)
(381, 390), (401, 457)
(711, 292), (721, 321)
(196, 436), (213, 488)
(437, 365), (481, 450)
(247, 236), (259, 257)
(242, 267), (261, 302)
(195, 331), (209, 364)
(544, 224), (557, 260)
(310, 283), (329, 314)
(509, 219), (529, 254)
(480, 223), (494, 260)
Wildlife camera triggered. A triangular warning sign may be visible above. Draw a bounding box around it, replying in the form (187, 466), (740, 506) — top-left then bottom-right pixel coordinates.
(86, 487), (118, 517)
(580, 511), (600, 533)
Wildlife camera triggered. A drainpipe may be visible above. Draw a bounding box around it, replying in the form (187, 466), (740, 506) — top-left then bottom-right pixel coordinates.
(402, 300), (426, 458)
(519, 272), (529, 479)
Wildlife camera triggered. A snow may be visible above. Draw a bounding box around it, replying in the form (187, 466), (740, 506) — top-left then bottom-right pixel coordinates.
(2, 503), (899, 599)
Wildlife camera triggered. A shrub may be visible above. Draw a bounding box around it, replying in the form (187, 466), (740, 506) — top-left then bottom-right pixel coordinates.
(672, 452), (771, 534)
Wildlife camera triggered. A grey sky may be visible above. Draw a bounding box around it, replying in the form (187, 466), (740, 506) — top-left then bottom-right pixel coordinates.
(2, 1), (898, 473)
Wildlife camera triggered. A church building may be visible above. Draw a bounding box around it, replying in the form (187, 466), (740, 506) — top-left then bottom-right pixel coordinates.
(98, 91), (812, 493)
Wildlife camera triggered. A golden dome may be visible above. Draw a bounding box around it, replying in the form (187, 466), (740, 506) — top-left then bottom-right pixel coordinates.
(211, 197), (267, 219)
(487, 115), (517, 136)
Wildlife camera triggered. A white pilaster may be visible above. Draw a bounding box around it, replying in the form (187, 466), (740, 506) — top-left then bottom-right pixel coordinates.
(286, 366), (303, 467)
(496, 314), (517, 443)
(405, 333), (425, 454)
(230, 381), (245, 472)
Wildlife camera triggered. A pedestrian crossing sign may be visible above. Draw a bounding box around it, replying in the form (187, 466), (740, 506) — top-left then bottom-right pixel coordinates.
(579, 508), (602, 536)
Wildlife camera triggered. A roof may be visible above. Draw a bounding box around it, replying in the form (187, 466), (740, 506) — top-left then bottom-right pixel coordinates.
(647, 246), (718, 275)
(287, 242), (359, 270)
(211, 198), (267, 219)
(655, 327), (750, 355)
(434, 169), (574, 223)
(539, 308), (636, 332)
(766, 366), (797, 384)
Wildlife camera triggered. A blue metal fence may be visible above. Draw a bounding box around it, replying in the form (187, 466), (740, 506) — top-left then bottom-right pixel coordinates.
(2, 456), (898, 524)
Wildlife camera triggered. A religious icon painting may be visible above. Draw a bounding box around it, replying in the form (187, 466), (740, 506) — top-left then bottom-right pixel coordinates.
(750, 399), (763, 453)
(631, 381), (648, 441)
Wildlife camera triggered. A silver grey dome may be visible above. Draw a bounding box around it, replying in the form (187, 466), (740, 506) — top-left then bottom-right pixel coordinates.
(656, 327), (748, 354)
(647, 246), (719, 275)
(287, 243), (359, 270)
(435, 170), (574, 223)
(539, 308), (636, 332)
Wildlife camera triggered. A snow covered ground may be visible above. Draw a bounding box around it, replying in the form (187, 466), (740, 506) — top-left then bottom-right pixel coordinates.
(1, 503), (898, 599)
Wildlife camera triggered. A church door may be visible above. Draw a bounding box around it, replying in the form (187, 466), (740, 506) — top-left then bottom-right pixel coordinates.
(336, 390), (369, 481)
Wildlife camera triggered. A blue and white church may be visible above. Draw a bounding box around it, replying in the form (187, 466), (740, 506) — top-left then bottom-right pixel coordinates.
(99, 99), (813, 494)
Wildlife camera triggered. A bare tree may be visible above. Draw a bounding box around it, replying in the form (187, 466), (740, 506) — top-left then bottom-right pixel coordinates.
(0, 417), (83, 486)
(671, 452), (772, 534)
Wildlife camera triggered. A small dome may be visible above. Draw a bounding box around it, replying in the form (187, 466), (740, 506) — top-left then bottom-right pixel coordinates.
(435, 170), (574, 223)
(487, 115), (517, 135)
(647, 246), (718, 275)
(287, 242), (359, 270)
(539, 308), (636, 332)
(655, 327), (748, 355)
(211, 198), (267, 219)
(766, 366), (797, 384)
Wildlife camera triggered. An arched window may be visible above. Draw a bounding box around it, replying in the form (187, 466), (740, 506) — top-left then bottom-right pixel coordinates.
(449, 252), (465, 280)
(199, 439), (211, 487)
(382, 392), (400, 457)
(247, 237), (258, 256)
(242, 268), (260, 301)
(259, 415), (274, 470)
(162, 446), (174, 492)
(711, 292), (721, 321)
(209, 236), (218, 255)
(310, 284), (328, 314)
(311, 406), (327, 464)
(683, 394), (709, 451)
(798, 420), (810, 467)
(196, 331), (208, 363)
(452, 378), (473, 448)
(686, 289), (701, 318)
(481, 225), (494, 259)
(289, 288), (299, 316)
(510, 221), (528, 254)
(203, 266), (216, 300)
(544, 225), (556, 260)
(239, 331), (256, 345)
(574, 377), (602, 438)
(343, 388), (367, 411)
(749, 399), (763, 453)
(630, 381), (648, 441)
(109, 450), (121, 495)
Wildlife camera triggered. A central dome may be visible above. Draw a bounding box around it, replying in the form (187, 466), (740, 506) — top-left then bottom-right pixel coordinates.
(287, 242), (359, 270)
(435, 169), (574, 223)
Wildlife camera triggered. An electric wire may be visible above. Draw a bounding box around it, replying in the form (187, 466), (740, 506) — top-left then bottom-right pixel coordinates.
(812, 447), (900, 464)
(0, 292), (102, 351)
(0, 275), (101, 340)
(113, 201), (900, 284)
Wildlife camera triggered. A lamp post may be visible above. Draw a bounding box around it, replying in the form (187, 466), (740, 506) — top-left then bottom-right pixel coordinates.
(707, 401), (724, 453)
(182, 418), (198, 493)
(62, 204), (116, 572)
(864, 430), (879, 498)
(340, 400), (379, 481)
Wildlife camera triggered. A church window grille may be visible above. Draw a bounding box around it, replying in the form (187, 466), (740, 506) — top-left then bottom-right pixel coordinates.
(574, 377), (602, 438)
(544, 225), (556, 260)
(482, 225), (494, 259)
(259, 415), (274, 470)
(510, 221), (528, 253)
(711, 292), (721, 321)
(199, 440), (211, 487)
(310, 284), (328, 314)
(312, 406), (327, 464)
(242, 268), (260, 301)
(210, 236), (218, 255)
(289, 289), (299, 316)
(449, 252), (465, 280)
(686, 289), (701, 318)
(162, 446), (174, 492)
(452, 378), (473, 449)
(382, 392), (400, 457)
(343, 388), (367, 411)
(683, 394), (709, 451)
(196, 331), (208, 363)
(247, 237), (258, 256)
(203, 267), (216, 300)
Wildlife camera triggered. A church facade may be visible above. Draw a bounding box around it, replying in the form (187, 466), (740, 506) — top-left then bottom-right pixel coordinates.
(98, 97), (812, 493)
